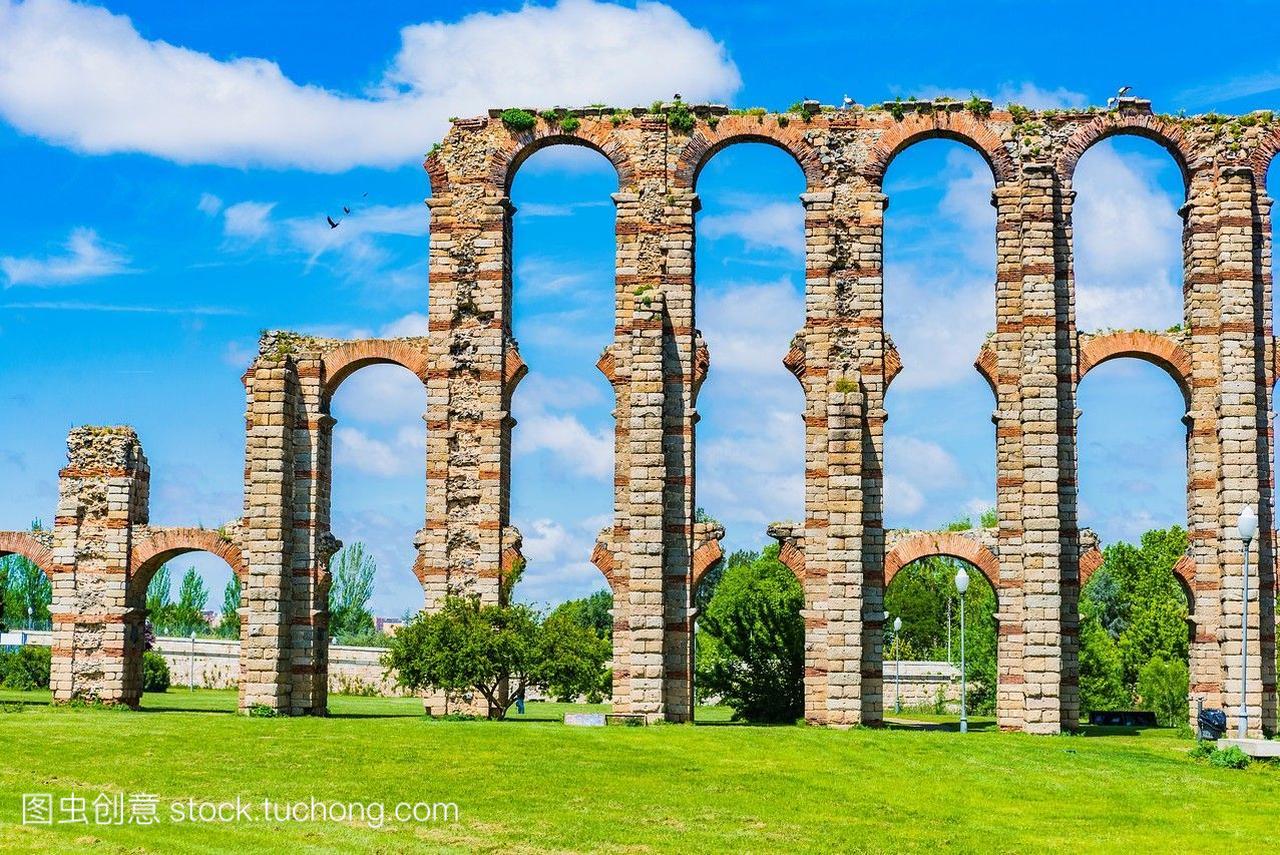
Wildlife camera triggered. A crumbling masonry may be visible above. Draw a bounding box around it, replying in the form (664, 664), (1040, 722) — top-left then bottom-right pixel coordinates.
(3, 97), (1278, 734)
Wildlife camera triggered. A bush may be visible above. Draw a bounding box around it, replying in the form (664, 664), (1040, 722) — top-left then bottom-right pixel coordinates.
(0, 646), (51, 690)
(1187, 741), (1215, 761)
(499, 108), (536, 132)
(1136, 657), (1189, 727)
(1209, 746), (1250, 769)
(141, 651), (170, 693)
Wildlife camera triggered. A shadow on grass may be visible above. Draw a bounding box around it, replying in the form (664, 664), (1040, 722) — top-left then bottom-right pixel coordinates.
(884, 717), (1000, 733)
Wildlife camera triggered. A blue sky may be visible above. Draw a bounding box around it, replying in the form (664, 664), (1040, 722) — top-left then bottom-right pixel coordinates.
(1, 0), (1278, 616)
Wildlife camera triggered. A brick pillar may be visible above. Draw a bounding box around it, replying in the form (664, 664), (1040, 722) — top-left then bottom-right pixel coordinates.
(623, 289), (667, 719)
(661, 186), (698, 721)
(288, 351), (333, 715)
(1016, 164), (1071, 734)
(51, 427), (149, 705)
(1184, 170), (1228, 717)
(991, 182), (1028, 729)
(1216, 165), (1276, 736)
(422, 187), (513, 609)
(816, 184), (887, 726)
(240, 357), (298, 713)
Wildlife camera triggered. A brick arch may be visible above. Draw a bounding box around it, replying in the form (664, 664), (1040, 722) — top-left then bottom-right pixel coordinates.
(589, 541), (624, 596)
(321, 340), (431, 403)
(1077, 331), (1193, 409)
(974, 343), (998, 400)
(863, 112), (1015, 186)
(673, 117), (825, 191)
(128, 528), (246, 602)
(1252, 127), (1280, 189)
(691, 537), (724, 593)
(1058, 113), (1198, 189)
(0, 530), (57, 577)
(495, 125), (635, 194)
(883, 532), (1000, 596)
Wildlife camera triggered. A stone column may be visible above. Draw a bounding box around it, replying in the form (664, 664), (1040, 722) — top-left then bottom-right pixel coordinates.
(50, 427), (149, 705)
(991, 182), (1028, 729)
(240, 358), (298, 713)
(1016, 163), (1072, 734)
(423, 187), (512, 609)
(1217, 165), (1275, 737)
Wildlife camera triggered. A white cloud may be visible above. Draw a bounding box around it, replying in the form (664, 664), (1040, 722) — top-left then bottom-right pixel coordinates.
(886, 436), (964, 491)
(991, 82), (1088, 110)
(1, 227), (132, 286)
(700, 200), (804, 255)
(196, 192), (223, 216)
(222, 339), (256, 369)
(0, 0), (740, 172)
(222, 201), (276, 241)
(379, 312), (429, 338)
(698, 277), (804, 377)
(516, 410), (613, 480)
(884, 474), (925, 518)
(1073, 145), (1183, 331)
(333, 425), (423, 477)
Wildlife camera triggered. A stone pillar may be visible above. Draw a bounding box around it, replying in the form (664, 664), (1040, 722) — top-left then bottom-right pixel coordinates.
(50, 427), (149, 705)
(1184, 171), (1228, 716)
(1217, 165), (1275, 737)
(1016, 163), (1072, 734)
(240, 357), (298, 712)
(991, 182), (1028, 729)
(422, 186), (513, 609)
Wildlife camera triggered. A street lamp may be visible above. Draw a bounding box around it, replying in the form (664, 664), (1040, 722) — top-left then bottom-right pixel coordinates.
(27, 605), (33, 631)
(893, 616), (903, 713)
(955, 566), (970, 734)
(189, 630), (197, 693)
(1237, 505), (1258, 739)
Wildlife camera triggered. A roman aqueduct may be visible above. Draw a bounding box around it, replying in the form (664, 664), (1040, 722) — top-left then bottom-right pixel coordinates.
(3, 96), (1278, 735)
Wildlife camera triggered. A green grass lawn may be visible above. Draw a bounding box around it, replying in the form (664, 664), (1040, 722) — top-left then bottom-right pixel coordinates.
(0, 689), (1276, 853)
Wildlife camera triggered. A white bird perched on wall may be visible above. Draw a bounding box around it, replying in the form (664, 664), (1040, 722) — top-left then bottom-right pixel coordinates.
(1106, 85), (1132, 108)
(841, 94), (854, 111)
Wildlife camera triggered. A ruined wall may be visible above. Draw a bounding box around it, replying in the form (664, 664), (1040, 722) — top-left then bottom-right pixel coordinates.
(2, 96), (1277, 733)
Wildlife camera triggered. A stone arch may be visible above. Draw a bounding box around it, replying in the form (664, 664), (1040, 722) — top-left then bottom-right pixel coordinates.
(1077, 331), (1193, 409)
(1058, 113), (1199, 189)
(0, 530), (56, 576)
(495, 126), (634, 194)
(1080, 546), (1196, 615)
(129, 528), (246, 603)
(863, 112), (1015, 187)
(690, 537), (725, 593)
(321, 340), (432, 404)
(673, 117), (825, 191)
(974, 343), (998, 399)
(1252, 128), (1280, 189)
(883, 531), (1000, 596)
(589, 541), (624, 596)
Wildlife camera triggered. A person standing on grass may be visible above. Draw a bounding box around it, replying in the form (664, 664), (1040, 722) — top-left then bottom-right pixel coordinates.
(515, 685), (525, 715)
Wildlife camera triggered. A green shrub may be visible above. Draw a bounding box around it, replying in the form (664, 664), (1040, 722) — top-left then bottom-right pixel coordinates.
(1209, 746), (1250, 769)
(248, 703), (279, 718)
(0, 646), (51, 690)
(559, 115), (581, 133)
(1187, 741), (1214, 761)
(142, 651), (170, 693)
(666, 102), (695, 134)
(499, 109), (536, 132)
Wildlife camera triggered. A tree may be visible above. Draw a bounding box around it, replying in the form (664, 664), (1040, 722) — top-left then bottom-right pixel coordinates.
(218, 575), (241, 639)
(694, 548), (753, 614)
(329, 543), (376, 642)
(146, 565), (174, 630)
(383, 594), (608, 719)
(168, 567), (210, 636)
(1137, 656), (1190, 727)
(1078, 613), (1127, 712)
(548, 589), (613, 640)
(696, 544), (805, 723)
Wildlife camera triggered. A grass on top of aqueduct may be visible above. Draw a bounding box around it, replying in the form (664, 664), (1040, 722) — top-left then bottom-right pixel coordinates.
(0, 689), (1277, 854)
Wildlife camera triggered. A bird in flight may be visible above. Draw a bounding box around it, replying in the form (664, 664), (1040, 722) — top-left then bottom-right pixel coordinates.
(325, 193), (369, 229)
(326, 215), (340, 229)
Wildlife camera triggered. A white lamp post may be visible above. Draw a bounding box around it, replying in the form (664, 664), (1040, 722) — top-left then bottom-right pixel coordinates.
(1236, 505), (1257, 738)
(893, 616), (903, 713)
(955, 566), (970, 734)
(27, 605), (33, 630)
(189, 630), (197, 693)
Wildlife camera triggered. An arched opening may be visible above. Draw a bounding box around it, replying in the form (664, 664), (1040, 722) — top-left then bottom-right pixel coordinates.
(507, 142), (618, 716)
(326, 362), (429, 657)
(883, 550), (998, 725)
(691, 141), (807, 723)
(129, 544), (243, 710)
(881, 139), (997, 529)
(1078, 358), (1192, 724)
(1072, 135), (1186, 333)
(0, 527), (55, 701)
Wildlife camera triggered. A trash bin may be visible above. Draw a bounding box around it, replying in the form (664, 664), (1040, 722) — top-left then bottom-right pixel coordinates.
(1197, 708), (1226, 740)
